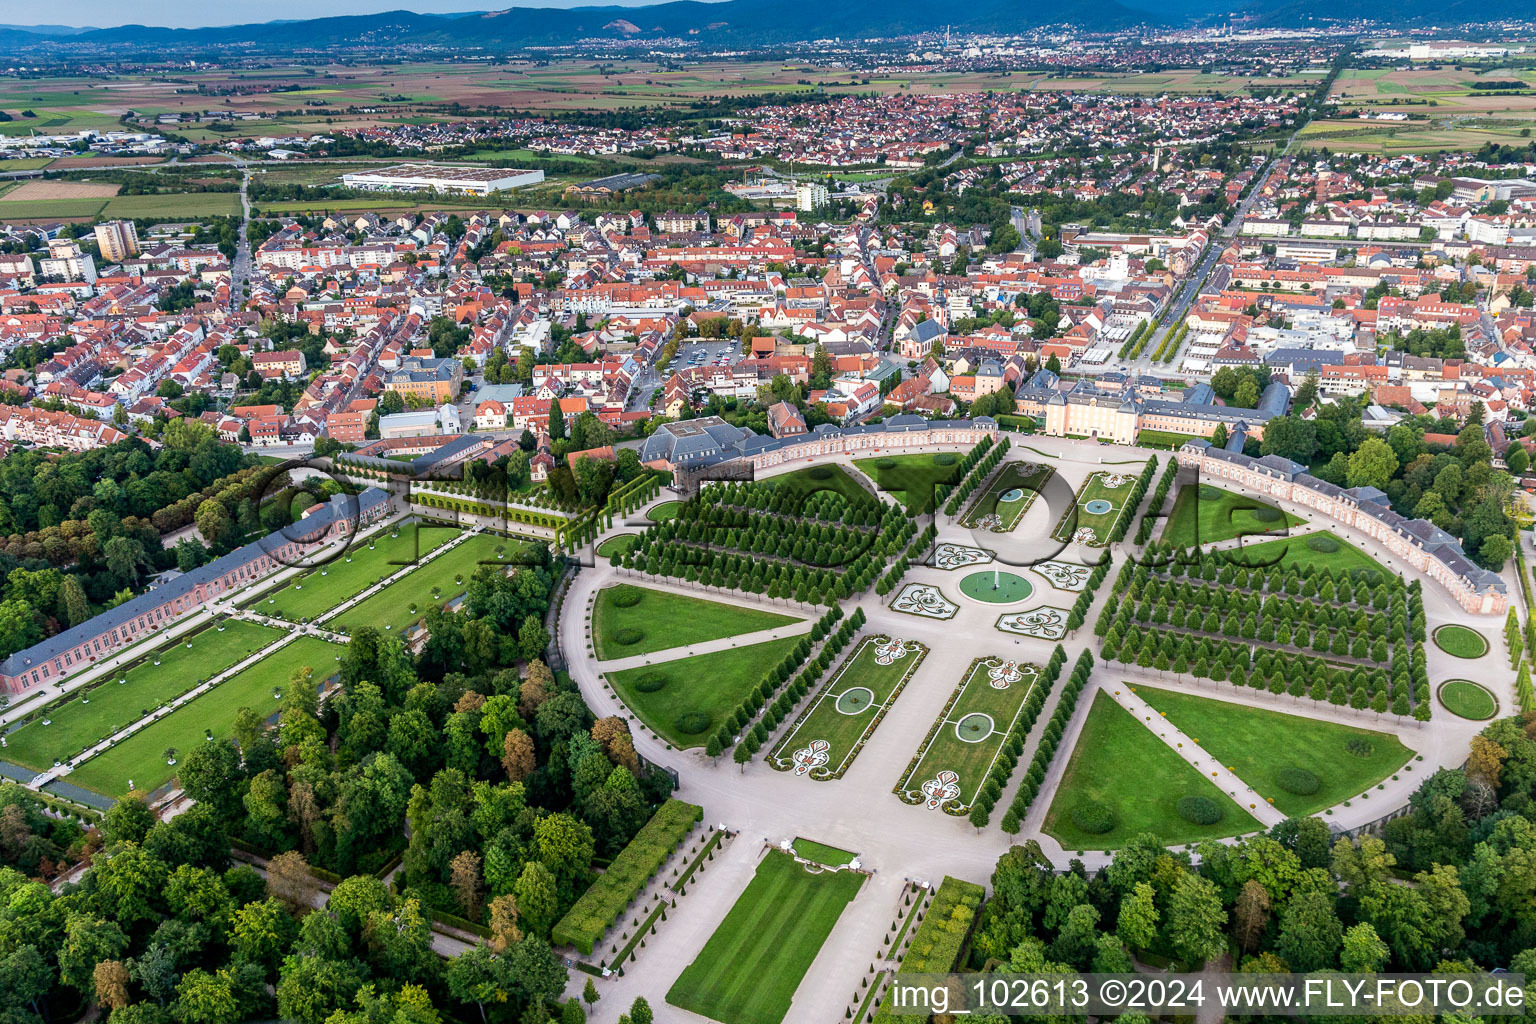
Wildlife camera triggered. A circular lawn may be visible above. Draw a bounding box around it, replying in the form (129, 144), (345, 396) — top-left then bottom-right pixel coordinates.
(646, 501), (681, 522)
(1433, 625), (1488, 659)
(1438, 680), (1498, 721)
(958, 571), (1034, 604)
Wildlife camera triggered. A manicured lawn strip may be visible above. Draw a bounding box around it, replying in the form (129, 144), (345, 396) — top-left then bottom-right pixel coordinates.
(592, 584), (799, 661)
(960, 461), (1053, 530)
(1433, 624), (1488, 659)
(68, 637), (345, 798)
(767, 636), (926, 776)
(606, 636), (803, 748)
(646, 501), (681, 522)
(791, 838), (855, 866)
(897, 658), (1038, 810)
(0, 620), (286, 772)
(1160, 483), (1302, 547)
(853, 453), (964, 509)
(1438, 680), (1498, 720)
(666, 851), (863, 1024)
(1221, 531), (1390, 576)
(766, 463), (872, 504)
(552, 798), (701, 955)
(1134, 684), (1415, 816)
(1050, 471), (1138, 546)
(1043, 691), (1262, 850)
(596, 534), (639, 559)
(329, 534), (521, 633)
(255, 523), (460, 620)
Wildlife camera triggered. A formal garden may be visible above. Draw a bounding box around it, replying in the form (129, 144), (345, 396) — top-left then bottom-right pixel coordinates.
(852, 452), (965, 510)
(1134, 684), (1416, 816)
(1050, 468), (1145, 547)
(251, 521), (459, 621)
(646, 500), (681, 522)
(0, 619), (285, 772)
(1433, 624), (1489, 659)
(666, 849), (864, 1024)
(591, 583), (800, 660)
(766, 634), (929, 780)
(1438, 679), (1499, 720)
(66, 635), (346, 798)
(1042, 690), (1263, 850)
(604, 636), (805, 748)
(328, 533), (524, 633)
(1221, 530), (1390, 576)
(958, 461), (1054, 532)
(894, 656), (1040, 815)
(1160, 483), (1302, 548)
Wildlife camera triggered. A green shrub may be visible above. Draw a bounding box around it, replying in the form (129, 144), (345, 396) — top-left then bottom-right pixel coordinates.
(808, 465), (834, 480)
(1345, 737), (1375, 758)
(674, 711), (712, 735)
(634, 672), (667, 693)
(1277, 767), (1320, 795)
(1306, 535), (1340, 553)
(1071, 801), (1115, 834)
(613, 627), (644, 646)
(1176, 795), (1224, 825)
(610, 585), (643, 608)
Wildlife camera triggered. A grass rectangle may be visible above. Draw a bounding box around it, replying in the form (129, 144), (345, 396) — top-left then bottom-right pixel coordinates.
(1160, 483), (1303, 547)
(328, 533), (525, 633)
(0, 619), (285, 772)
(666, 850), (863, 1024)
(1133, 684), (1415, 816)
(591, 584), (799, 661)
(103, 193), (242, 218)
(1051, 470), (1141, 546)
(852, 453), (964, 510)
(895, 656), (1038, 811)
(791, 838), (855, 866)
(1220, 531), (1392, 577)
(1043, 690), (1263, 850)
(605, 636), (803, 748)
(250, 522), (460, 621)
(67, 636), (345, 798)
(959, 460), (1053, 531)
(767, 635), (927, 778)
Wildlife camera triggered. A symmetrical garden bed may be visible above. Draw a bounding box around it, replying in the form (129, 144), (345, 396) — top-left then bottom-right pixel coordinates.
(592, 583), (799, 660)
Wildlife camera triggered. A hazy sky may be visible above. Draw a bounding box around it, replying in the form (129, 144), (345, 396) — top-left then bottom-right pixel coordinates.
(7, 0), (674, 30)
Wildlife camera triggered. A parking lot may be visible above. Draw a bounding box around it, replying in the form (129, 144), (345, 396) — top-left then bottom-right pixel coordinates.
(674, 340), (741, 369)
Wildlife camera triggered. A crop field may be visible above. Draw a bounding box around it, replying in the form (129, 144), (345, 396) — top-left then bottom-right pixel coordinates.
(1317, 64), (1536, 152)
(0, 180), (118, 201)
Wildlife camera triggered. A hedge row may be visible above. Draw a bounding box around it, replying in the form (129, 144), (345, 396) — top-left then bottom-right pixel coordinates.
(1135, 456), (1182, 544)
(1001, 648), (1095, 834)
(967, 645), (1068, 829)
(1107, 456), (1159, 545)
(943, 437), (1011, 516)
(551, 798), (702, 955)
(1065, 558), (1113, 632)
(871, 876), (986, 1024)
(875, 523), (939, 596)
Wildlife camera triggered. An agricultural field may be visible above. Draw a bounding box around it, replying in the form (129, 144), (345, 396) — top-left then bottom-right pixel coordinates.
(894, 656), (1039, 813)
(1051, 469), (1142, 547)
(0, 619), (285, 773)
(1160, 483), (1303, 548)
(252, 521), (461, 621)
(605, 635), (803, 749)
(591, 583), (800, 660)
(1312, 64), (1536, 153)
(959, 460), (1053, 532)
(67, 636), (346, 799)
(766, 634), (928, 779)
(328, 532), (526, 633)
(667, 850), (864, 1024)
(1044, 692), (1264, 850)
(1135, 685), (1415, 817)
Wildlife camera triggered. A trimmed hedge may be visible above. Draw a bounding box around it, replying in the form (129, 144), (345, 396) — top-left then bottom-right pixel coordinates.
(551, 798), (702, 955)
(1176, 795), (1223, 825)
(1072, 801), (1115, 834)
(1277, 767), (1320, 795)
(873, 876), (985, 1024)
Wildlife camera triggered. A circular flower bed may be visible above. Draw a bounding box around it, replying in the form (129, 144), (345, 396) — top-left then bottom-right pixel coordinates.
(610, 585), (643, 608)
(612, 627), (644, 647)
(1277, 767), (1320, 795)
(1177, 795), (1224, 825)
(674, 711), (711, 735)
(1071, 801), (1115, 834)
(634, 672), (668, 693)
(1305, 534), (1339, 553)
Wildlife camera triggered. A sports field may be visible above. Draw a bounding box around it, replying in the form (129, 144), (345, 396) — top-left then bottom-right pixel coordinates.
(895, 656), (1038, 812)
(667, 850), (864, 1024)
(328, 533), (525, 633)
(767, 635), (928, 779)
(253, 522), (460, 620)
(959, 461), (1053, 532)
(0, 619), (285, 772)
(591, 583), (799, 660)
(1051, 470), (1141, 547)
(67, 636), (345, 798)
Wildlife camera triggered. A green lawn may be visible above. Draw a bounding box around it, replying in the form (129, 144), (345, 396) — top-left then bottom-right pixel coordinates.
(1043, 691), (1263, 850)
(592, 584), (799, 660)
(667, 851), (863, 1024)
(791, 838), (856, 866)
(763, 463), (871, 504)
(960, 461), (1054, 531)
(1433, 625), (1488, 659)
(646, 501), (681, 522)
(596, 534), (639, 559)
(853, 453), (964, 510)
(1161, 483), (1302, 548)
(1051, 470), (1142, 547)
(67, 636), (345, 798)
(605, 636), (802, 748)
(767, 635), (927, 777)
(896, 657), (1038, 811)
(1439, 680), (1498, 720)
(1220, 531), (1393, 578)
(329, 533), (524, 633)
(252, 522), (460, 620)
(1, 620), (285, 772)
(1135, 684), (1414, 817)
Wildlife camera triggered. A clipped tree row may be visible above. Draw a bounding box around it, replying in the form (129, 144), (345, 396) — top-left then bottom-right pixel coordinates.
(1065, 557), (1113, 632)
(1134, 456), (1182, 544)
(1000, 648), (1094, 834)
(1106, 456), (1159, 544)
(875, 523), (940, 596)
(1507, 606), (1525, 670)
(943, 437), (1013, 516)
(1118, 320), (1149, 360)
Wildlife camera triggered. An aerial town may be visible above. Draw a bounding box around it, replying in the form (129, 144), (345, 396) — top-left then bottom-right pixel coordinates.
(0, 10), (1535, 1024)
